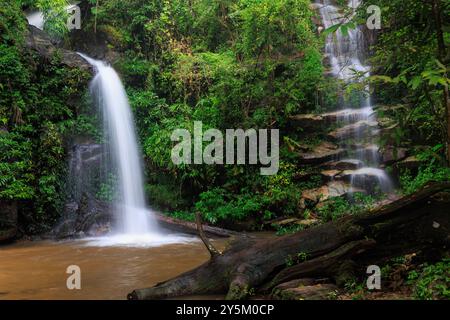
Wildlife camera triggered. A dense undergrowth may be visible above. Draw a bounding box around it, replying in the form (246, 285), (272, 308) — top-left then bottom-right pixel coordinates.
(1, 0), (92, 232)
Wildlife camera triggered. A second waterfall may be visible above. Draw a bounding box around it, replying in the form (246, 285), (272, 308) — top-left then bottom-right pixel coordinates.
(317, 0), (393, 194)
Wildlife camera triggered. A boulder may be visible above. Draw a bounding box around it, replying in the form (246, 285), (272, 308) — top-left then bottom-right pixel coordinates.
(340, 168), (393, 193)
(301, 181), (353, 204)
(379, 146), (408, 165)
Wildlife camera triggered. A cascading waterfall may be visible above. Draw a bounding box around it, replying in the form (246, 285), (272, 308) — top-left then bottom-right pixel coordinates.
(76, 54), (194, 247)
(79, 53), (159, 236)
(317, 0), (393, 193)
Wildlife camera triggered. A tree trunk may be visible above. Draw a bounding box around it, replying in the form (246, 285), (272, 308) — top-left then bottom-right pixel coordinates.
(128, 182), (450, 300)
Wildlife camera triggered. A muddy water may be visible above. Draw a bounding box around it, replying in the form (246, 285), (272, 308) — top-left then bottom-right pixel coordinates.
(0, 238), (226, 300)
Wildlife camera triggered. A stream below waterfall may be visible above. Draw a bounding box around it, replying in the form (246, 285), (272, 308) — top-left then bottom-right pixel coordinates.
(0, 239), (226, 300)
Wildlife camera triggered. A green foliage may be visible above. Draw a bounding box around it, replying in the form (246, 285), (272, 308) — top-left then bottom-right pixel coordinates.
(407, 259), (450, 300)
(166, 210), (195, 222)
(36, 0), (69, 38)
(195, 187), (263, 224)
(343, 278), (366, 300)
(146, 183), (188, 211)
(274, 223), (303, 236)
(4, 0), (447, 238)
(400, 145), (450, 194)
(317, 193), (377, 222)
(86, 0), (324, 226)
(0, 130), (34, 199)
(285, 251), (308, 267)
(0, 2), (90, 232)
(400, 165), (450, 195)
(358, 0), (449, 147)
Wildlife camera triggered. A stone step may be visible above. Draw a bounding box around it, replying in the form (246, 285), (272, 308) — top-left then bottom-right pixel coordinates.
(298, 141), (346, 164)
(320, 169), (342, 181)
(290, 107), (375, 130)
(321, 158), (365, 170)
(328, 120), (378, 140)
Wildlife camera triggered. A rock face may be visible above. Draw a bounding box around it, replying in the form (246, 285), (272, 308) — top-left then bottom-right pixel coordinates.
(52, 139), (113, 238)
(25, 25), (92, 71)
(0, 200), (18, 242)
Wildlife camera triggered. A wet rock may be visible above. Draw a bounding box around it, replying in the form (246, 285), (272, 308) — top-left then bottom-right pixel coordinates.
(353, 144), (381, 163)
(53, 195), (113, 238)
(290, 108), (374, 131)
(52, 140), (114, 238)
(340, 168), (393, 193)
(321, 169), (342, 181)
(301, 181), (353, 204)
(298, 142), (346, 164)
(328, 120), (378, 140)
(25, 25), (92, 72)
(322, 159), (364, 170)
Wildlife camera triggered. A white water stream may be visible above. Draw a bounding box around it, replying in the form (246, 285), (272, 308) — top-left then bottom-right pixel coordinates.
(317, 0), (392, 193)
(78, 54), (193, 247)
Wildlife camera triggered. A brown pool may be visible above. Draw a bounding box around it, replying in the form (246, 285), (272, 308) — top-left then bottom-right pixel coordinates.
(0, 238), (226, 300)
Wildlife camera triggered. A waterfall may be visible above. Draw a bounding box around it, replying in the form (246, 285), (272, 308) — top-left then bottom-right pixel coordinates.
(317, 0), (393, 193)
(78, 54), (165, 241)
(26, 11), (45, 30)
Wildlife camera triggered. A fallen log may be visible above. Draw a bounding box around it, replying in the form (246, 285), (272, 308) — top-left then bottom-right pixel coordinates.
(128, 182), (450, 300)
